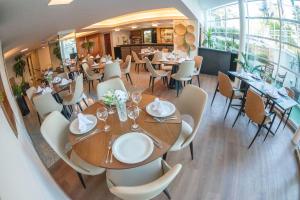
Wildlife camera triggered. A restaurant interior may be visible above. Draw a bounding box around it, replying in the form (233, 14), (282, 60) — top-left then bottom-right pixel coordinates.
(0, 0), (300, 199)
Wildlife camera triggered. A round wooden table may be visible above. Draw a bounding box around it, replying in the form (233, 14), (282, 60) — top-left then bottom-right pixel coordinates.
(69, 94), (182, 169)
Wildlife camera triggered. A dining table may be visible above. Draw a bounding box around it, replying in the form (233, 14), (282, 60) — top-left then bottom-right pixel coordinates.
(68, 94), (182, 169)
(229, 71), (298, 130)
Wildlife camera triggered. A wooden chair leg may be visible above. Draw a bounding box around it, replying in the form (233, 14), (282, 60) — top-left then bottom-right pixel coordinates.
(211, 83), (219, 106)
(163, 153), (167, 160)
(189, 142), (194, 160)
(82, 98), (88, 107)
(283, 108), (292, 129)
(163, 189), (171, 200)
(127, 73), (133, 85)
(151, 77), (155, 93)
(88, 81), (91, 93)
(197, 75), (200, 87)
(77, 102), (83, 111)
(149, 76), (152, 87)
(76, 172), (86, 189)
(248, 125), (263, 149)
(224, 95), (233, 120)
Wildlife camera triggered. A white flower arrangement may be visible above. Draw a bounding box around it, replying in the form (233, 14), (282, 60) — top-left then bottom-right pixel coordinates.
(102, 89), (128, 105)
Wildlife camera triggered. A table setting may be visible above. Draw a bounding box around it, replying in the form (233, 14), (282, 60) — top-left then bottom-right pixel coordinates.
(68, 93), (182, 169)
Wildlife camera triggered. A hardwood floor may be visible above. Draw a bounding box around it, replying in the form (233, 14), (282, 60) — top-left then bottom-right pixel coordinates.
(28, 67), (299, 200)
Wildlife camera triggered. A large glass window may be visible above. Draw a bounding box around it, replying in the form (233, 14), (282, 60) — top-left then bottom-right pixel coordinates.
(206, 2), (240, 52)
(206, 0), (300, 126)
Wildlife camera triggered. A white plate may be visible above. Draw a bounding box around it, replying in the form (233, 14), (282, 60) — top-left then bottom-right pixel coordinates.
(112, 132), (154, 164)
(146, 101), (176, 118)
(52, 77), (62, 84)
(69, 115), (97, 135)
(278, 88), (288, 96)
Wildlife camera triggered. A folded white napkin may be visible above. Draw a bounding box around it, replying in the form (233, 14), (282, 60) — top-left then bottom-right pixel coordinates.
(53, 76), (61, 83)
(36, 86), (42, 93)
(151, 98), (167, 115)
(77, 113), (93, 133)
(106, 60), (113, 64)
(96, 54), (100, 58)
(42, 87), (52, 95)
(178, 58), (185, 63)
(60, 78), (69, 86)
(100, 57), (107, 63)
(82, 59), (87, 63)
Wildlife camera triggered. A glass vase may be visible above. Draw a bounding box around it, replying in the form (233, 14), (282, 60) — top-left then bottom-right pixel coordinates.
(116, 102), (128, 122)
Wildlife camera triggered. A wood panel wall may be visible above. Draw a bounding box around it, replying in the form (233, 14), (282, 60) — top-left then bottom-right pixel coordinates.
(76, 33), (104, 58)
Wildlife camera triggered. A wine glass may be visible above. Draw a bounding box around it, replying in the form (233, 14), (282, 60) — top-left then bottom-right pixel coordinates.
(127, 106), (140, 130)
(131, 91), (142, 110)
(96, 107), (110, 132)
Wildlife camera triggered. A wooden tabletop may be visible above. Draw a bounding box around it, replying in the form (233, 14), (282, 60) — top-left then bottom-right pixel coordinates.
(69, 94), (182, 169)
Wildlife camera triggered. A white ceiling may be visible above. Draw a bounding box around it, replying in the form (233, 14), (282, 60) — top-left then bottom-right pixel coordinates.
(0, 0), (234, 57)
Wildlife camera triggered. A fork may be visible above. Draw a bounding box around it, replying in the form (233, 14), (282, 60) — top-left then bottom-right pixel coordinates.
(153, 116), (177, 122)
(106, 140), (112, 164)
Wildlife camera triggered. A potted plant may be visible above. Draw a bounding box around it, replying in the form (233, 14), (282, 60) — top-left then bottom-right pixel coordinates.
(234, 53), (261, 73)
(202, 28), (214, 48)
(81, 39), (94, 54)
(13, 55), (30, 93)
(12, 83), (30, 116)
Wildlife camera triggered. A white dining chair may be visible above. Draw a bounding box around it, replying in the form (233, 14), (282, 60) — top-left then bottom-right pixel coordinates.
(97, 78), (127, 100)
(41, 111), (105, 189)
(151, 51), (162, 68)
(106, 158), (182, 200)
(193, 56), (203, 87)
(103, 62), (121, 81)
(82, 62), (102, 93)
(132, 51), (146, 73)
(62, 74), (88, 112)
(165, 85), (208, 160)
(171, 60), (195, 96)
(26, 86), (36, 102)
(32, 93), (64, 124)
(122, 55), (133, 85)
(145, 57), (169, 93)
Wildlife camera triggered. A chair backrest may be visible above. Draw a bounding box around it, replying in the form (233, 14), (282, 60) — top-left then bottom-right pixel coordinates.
(104, 62), (121, 81)
(285, 87), (295, 99)
(217, 71), (234, 98)
(245, 89), (266, 124)
(81, 62), (92, 78)
(26, 87), (36, 101)
(174, 85), (208, 148)
(152, 51), (162, 63)
(72, 74), (84, 103)
(40, 111), (89, 174)
(132, 51), (141, 62)
(174, 61), (195, 80)
(33, 93), (63, 119)
(97, 78), (127, 99)
(194, 56), (203, 71)
(145, 58), (160, 77)
(162, 48), (169, 53)
(124, 55), (132, 74)
(106, 158), (182, 200)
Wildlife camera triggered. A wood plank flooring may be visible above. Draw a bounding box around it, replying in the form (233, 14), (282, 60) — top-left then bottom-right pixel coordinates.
(25, 67), (299, 200)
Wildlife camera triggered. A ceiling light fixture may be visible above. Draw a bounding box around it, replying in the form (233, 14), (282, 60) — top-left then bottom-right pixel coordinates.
(131, 25), (137, 29)
(48, 0), (74, 6)
(20, 48), (28, 53)
(114, 28), (121, 32)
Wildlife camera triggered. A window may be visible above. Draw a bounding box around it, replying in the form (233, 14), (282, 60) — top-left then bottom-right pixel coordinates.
(206, 2), (240, 52)
(206, 0), (300, 126)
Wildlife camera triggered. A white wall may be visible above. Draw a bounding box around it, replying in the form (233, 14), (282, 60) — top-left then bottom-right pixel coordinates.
(0, 41), (69, 200)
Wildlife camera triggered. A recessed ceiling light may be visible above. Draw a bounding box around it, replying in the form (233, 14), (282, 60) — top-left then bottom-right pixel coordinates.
(131, 25), (137, 29)
(152, 23), (158, 27)
(48, 0), (74, 6)
(20, 48), (28, 52)
(114, 28), (121, 32)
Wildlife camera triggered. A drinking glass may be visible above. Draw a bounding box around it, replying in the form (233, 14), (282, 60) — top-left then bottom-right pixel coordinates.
(96, 107), (110, 132)
(131, 91), (142, 110)
(127, 106), (140, 130)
